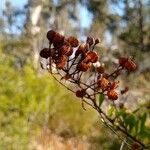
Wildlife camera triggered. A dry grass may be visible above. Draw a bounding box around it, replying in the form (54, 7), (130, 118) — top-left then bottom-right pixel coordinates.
(31, 128), (90, 150)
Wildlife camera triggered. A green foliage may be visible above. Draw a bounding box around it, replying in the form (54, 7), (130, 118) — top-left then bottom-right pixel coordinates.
(0, 50), (97, 149)
(106, 104), (150, 146)
(98, 93), (105, 107)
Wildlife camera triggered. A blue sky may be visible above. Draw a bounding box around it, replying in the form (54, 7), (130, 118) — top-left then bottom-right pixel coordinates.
(0, 0), (27, 14)
(0, 0), (92, 29)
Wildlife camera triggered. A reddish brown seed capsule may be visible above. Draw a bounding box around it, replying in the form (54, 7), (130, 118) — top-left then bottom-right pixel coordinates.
(107, 90), (118, 100)
(77, 62), (91, 72)
(61, 74), (71, 80)
(109, 82), (119, 90)
(56, 56), (67, 69)
(97, 77), (109, 90)
(95, 38), (101, 44)
(47, 30), (56, 42)
(40, 48), (51, 59)
(86, 36), (94, 46)
(121, 86), (129, 94)
(84, 51), (98, 63)
(53, 33), (65, 48)
(75, 43), (87, 57)
(97, 66), (105, 73)
(76, 89), (86, 98)
(59, 45), (73, 56)
(66, 36), (79, 47)
(119, 57), (128, 67)
(103, 73), (109, 79)
(124, 59), (137, 71)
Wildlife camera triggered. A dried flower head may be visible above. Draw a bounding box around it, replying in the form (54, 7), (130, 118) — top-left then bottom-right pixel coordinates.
(97, 66), (105, 74)
(47, 30), (56, 42)
(97, 77), (109, 90)
(76, 89), (86, 98)
(86, 36), (95, 46)
(66, 36), (79, 47)
(56, 55), (67, 69)
(107, 90), (118, 100)
(124, 58), (137, 71)
(75, 43), (87, 57)
(84, 51), (99, 63)
(40, 48), (51, 59)
(95, 38), (101, 44)
(119, 57), (128, 67)
(77, 62), (91, 72)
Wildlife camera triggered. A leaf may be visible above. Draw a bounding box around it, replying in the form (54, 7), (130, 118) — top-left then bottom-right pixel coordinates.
(124, 114), (137, 132)
(115, 108), (127, 118)
(139, 113), (147, 133)
(99, 93), (105, 107)
(107, 105), (115, 117)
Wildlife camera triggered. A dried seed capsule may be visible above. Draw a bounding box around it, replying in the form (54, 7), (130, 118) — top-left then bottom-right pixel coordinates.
(53, 33), (65, 48)
(76, 89), (86, 98)
(86, 36), (95, 46)
(66, 36), (79, 47)
(47, 30), (56, 42)
(107, 90), (118, 100)
(103, 73), (109, 79)
(97, 77), (109, 90)
(121, 86), (129, 94)
(56, 55), (67, 69)
(75, 43), (87, 57)
(61, 74), (71, 80)
(97, 66), (105, 73)
(95, 38), (101, 44)
(118, 57), (128, 67)
(40, 48), (51, 59)
(124, 59), (137, 71)
(109, 82), (119, 90)
(77, 62), (91, 72)
(59, 45), (73, 56)
(84, 51), (98, 63)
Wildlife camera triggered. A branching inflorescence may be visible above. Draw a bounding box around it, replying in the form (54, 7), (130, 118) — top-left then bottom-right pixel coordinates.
(39, 30), (148, 149)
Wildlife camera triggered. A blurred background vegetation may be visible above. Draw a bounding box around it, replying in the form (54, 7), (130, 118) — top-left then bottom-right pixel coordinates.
(0, 0), (150, 149)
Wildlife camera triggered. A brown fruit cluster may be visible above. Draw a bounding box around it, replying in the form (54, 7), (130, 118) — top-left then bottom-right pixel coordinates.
(40, 30), (137, 102)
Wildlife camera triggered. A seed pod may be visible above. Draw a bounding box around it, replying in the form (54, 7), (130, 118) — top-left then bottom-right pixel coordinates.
(75, 43), (87, 57)
(103, 73), (109, 79)
(97, 77), (109, 90)
(66, 36), (79, 47)
(121, 86), (129, 94)
(84, 51), (98, 63)
(95, 38), (101, 44)
(59, 45), (73, 56)
(97, 66), (105, 73)
(53, 33), (65, 48)
(47, 30), (56, 42)
(86, 36), (95, 46)
(76, 89), (86, 98)
(56, 55), (67, 69)
(124, 59), (137, 71)
(61, 74), (71, 80)
(109, 82), (119, 90)
(40, 48), (51, 59)
(77, 62), (91, 72)
(107, 90), (118, 100)
(118, 57), (128, 67)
